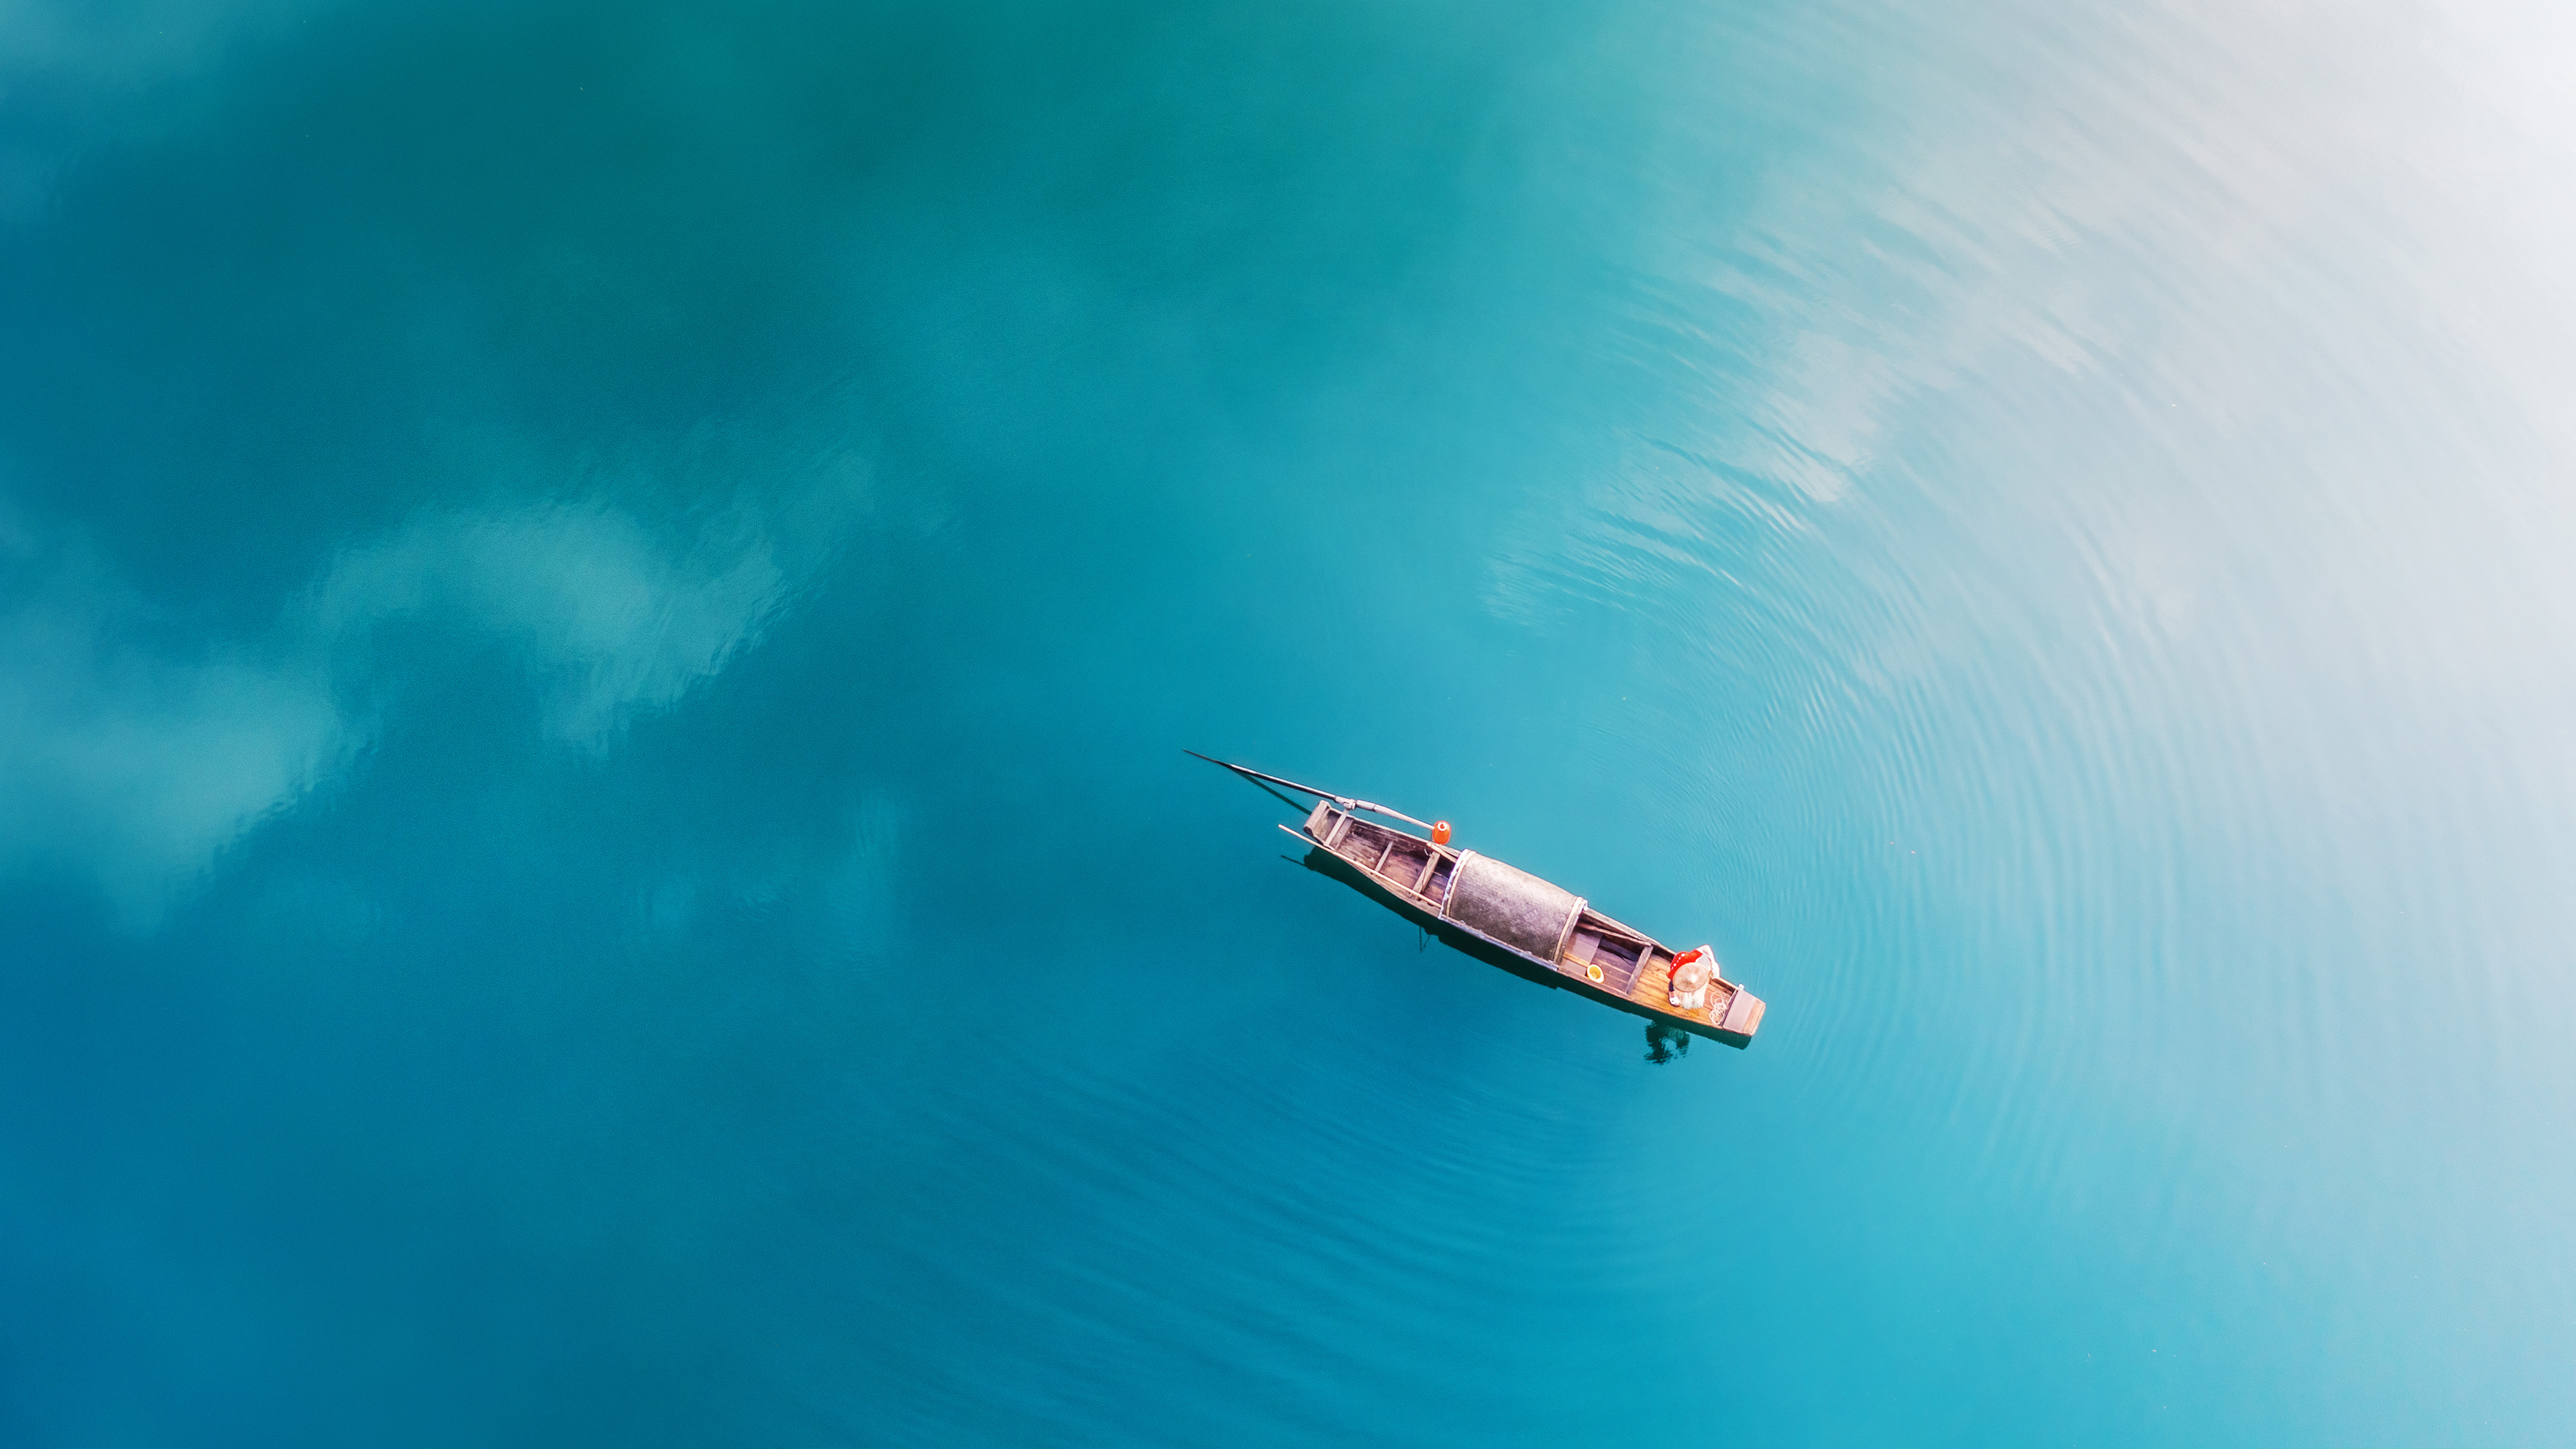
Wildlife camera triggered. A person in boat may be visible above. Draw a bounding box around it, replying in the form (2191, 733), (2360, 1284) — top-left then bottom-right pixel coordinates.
(1668, 947), (1716, 1010)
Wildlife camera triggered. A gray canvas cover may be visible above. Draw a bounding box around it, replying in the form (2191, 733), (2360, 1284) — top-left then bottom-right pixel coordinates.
(1442, 853), (1583, 961)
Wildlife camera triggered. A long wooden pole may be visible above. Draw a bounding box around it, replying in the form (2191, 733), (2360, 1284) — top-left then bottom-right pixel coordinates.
(1185, 751), (1436, 831)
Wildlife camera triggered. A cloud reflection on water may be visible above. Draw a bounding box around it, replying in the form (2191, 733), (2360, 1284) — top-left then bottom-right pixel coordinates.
(0, 494), (796, 919)
(307, 502), (788, 748)
(0, 508), (341, 921)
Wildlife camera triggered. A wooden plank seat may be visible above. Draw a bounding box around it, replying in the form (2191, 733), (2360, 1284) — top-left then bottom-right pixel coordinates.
(1587, 933), (1646, 991)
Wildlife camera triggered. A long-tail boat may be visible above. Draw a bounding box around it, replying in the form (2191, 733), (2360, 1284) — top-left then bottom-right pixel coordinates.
(1193, 753), (1767, 1048)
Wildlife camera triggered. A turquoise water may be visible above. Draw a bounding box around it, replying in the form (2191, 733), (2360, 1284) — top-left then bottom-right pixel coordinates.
(6, 1), (2575, 1443)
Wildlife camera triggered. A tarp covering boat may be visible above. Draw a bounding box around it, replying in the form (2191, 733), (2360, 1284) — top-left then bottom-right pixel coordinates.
(1441, 852), (1584, 961)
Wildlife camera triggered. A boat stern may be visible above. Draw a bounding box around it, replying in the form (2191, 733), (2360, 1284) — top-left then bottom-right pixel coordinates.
(1711, 985), (1766, 1048)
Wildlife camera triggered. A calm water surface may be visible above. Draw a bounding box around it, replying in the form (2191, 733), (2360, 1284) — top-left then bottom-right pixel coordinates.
(5, 1), (2574, 1444)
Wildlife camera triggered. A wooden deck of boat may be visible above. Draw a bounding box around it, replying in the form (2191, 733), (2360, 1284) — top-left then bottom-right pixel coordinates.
(1564, 924), (1750, 1036)
(1307, 804), (1758, 1038)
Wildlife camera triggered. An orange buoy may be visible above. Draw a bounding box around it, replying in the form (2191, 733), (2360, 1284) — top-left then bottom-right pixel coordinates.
(1432, 820), (1452, 845)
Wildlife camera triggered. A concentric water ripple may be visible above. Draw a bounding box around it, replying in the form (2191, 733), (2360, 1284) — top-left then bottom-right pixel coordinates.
(3, 0), (2572, 1444)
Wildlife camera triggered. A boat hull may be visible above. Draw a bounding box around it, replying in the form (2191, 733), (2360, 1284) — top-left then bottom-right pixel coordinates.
(1299, 840), (1761, 1049)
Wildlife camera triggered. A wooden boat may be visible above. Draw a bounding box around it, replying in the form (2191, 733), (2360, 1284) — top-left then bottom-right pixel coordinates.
(1194, 754), (1767, 1048)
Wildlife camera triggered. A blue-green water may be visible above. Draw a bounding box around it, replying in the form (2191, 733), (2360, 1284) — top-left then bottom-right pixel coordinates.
(6, 1), (2575, 1443)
